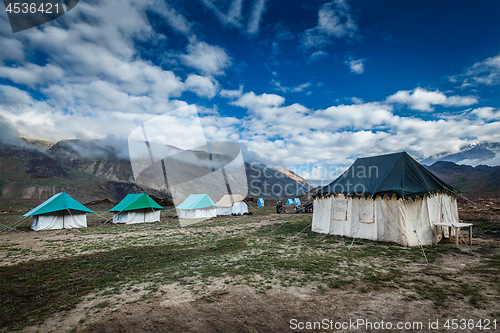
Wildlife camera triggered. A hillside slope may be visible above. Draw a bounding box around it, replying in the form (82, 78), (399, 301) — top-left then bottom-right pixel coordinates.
(426, 161), (500, 198)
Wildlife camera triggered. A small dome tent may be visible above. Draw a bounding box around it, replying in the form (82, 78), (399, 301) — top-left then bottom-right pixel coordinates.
(294, 198), (301, 205)
(312, 152), (459, 247)
(286, 199), (294, 205)
(110, 193), (163, 224)
(257, 198), (264, 207)
(215, 194), (247, 216)
(176, 194), (218, 219)
(24, 192), (93, 231)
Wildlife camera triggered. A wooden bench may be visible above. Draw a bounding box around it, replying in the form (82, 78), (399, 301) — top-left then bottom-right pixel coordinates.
(434, 222), (473, 248)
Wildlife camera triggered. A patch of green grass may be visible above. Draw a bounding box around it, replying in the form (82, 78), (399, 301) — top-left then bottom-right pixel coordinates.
(0, 237), (245, 330)
(94, 301), (109, 309)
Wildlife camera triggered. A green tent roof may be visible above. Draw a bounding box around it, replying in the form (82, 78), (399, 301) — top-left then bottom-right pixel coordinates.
(176, 194), (217, 210)
(315, 152), (458, 200)
(24, 192), (93, 217)
(109, 193), (164, 212)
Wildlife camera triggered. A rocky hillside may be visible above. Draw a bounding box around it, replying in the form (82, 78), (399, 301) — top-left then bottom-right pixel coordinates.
(0, 138), (312, 202)
(426, 161), (500, 199)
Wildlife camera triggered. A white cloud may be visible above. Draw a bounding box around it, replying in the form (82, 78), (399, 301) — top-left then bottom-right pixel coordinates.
(470, 107), (500, 121)
(306, 50), (329, 64)
(0, 85), (34, 105)
(226, 89), (500, 168)
(345, 57), (364, 74)
(0, 63), (65, 87)
(271, 79), (312, 93)
(180, 41), (232, 75)
(232, 91), (285, 111)
(386, 88), (478, 111)
(291, 82), (312, 92)
(220, 85), (244, 99)
(454, 53), (500, 87)
(0, 38), (24, 61)
(247, 0), (267, 35)
(301, 0), (358, 49)
(150, 0), (193, 36)
(198, 0), (267, 36)
(185, 74), (219, 99)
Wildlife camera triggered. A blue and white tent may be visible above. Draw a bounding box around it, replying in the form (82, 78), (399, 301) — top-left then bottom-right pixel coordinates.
(176, 194), (218, 219)
(294, 198), (301, 205)
(286, 199), (294, 205)
(257, 198), (264, 207)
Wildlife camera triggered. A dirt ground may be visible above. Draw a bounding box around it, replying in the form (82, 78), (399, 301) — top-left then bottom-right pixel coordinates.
(1, 199), (500, 333)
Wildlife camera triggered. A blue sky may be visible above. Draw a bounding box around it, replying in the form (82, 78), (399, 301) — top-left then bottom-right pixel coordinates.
(0, 0), (499, 180)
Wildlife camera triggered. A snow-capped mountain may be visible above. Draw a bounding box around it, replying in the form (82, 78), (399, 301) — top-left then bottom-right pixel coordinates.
(420, 142), (500, 166)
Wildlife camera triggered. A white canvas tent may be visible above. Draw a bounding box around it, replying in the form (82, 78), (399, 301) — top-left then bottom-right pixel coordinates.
(24, 192), (92, 231)
(215, 194), (246, 215)
(176, 194), (218, 219)
(110, 193), (163, 224)
(312, 152), (459, 247)
(230, 201), (249, 215)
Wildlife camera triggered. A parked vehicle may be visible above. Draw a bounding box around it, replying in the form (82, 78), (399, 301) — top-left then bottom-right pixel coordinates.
(276, 201), (286, 214)
(294, 204), (303, 213)
(303, 201), (313, 213)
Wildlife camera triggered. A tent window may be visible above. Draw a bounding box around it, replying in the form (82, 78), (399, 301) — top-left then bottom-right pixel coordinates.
(332, 196), (347, 221)
(359, 200), (374, 223)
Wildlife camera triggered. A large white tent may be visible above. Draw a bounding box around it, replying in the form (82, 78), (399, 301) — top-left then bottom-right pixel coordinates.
(312, 152), (459, 247)
(215, 194), (247, 216)
(24, 192), (93, 231)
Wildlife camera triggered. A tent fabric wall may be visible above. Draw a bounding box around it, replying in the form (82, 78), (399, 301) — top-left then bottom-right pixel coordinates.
(31, 210), (87, 231)
(112, 209), (161, 224)
(257, 198), (264, 207)
(312, 193), (459, 246)
(286, 199), (294, 205)
(231, 202), (248, 215)
(311, 196), (333, 234)
(216, 202), (249, 215)
(216, 207), (233, 216)
(179, 207), (217, 219)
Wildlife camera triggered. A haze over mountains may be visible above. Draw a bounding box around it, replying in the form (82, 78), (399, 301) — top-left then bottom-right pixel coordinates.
(0, 138), (313, 203)
(0, 136), (498, 202)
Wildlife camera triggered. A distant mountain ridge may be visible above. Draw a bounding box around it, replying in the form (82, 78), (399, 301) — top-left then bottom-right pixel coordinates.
(420, 141), (500, 166)
(425, 161), (499, 198)
(0, 138), (312, 202)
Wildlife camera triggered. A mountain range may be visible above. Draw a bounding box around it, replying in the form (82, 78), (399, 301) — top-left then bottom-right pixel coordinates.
(0, 138), (313, 203)
(1, 137), (498, 203)
(425, 162), (499, 199)
(420, 142), (500, 166)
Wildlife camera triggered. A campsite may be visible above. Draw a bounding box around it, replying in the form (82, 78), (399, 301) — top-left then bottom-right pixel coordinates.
(0, 194), (499, 332)
(1, 0), (499, 332)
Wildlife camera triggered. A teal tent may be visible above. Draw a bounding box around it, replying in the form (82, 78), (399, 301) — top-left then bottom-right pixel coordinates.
(257, 198), (264, 207)
(176, 194), (218, 219)
(294, 198), (301, 205)
(110, 193), (164, 224)
(286, 199), (294, 205)
(24, 192), (92, 231)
